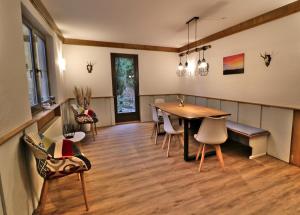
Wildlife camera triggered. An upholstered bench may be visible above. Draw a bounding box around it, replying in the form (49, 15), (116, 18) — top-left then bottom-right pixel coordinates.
(226, 120), (270, 159)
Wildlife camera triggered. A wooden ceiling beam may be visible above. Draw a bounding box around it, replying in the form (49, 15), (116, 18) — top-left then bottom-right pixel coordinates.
(63, 38), (179, 52)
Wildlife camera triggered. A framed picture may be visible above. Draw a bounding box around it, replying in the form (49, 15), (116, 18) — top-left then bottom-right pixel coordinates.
(223, 53), (244, 75)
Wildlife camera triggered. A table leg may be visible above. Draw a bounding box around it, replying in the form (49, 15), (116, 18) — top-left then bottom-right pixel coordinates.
(184, 119), (196, 161)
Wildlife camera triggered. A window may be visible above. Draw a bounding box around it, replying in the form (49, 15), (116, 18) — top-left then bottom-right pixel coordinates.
(22, 22), (50, 113)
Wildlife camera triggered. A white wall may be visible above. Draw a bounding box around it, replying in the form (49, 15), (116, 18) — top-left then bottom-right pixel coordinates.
(0, 0), (66, 214)
(63, 45), (180, 97)
(0, 0), (32, 137)
(180, 12), (300, 109)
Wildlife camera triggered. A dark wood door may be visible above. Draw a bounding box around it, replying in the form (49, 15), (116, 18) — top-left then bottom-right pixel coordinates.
(111, 53), (140, 123)
(291, 110), (300, 166)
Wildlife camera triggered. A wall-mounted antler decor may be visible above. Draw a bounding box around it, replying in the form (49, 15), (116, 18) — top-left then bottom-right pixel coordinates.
(87, 61), (95, 73)
(260, 52), (272, 67)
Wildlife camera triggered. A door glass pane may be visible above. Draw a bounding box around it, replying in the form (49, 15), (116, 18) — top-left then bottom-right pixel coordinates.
(115, 57), (136, 113)
(22, 24), (38, 106)
(33, 33), (49, 102)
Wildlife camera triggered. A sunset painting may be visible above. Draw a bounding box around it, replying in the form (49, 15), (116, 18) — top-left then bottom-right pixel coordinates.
(223, 53), (244, 75)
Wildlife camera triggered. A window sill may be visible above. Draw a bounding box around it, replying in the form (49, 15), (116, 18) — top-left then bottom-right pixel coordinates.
(32, 104), (61, 131)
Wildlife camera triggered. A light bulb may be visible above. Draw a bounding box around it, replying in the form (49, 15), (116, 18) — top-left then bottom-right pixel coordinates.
(178, 62), (183, 71)
(184, 61), (188, 69)
(199, 59), (207, 69)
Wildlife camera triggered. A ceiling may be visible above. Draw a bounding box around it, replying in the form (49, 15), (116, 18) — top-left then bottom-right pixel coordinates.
(42, 0), (295, 48)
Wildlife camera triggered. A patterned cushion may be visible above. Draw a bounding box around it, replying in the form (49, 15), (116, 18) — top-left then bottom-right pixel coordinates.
(24, 132), (91, 179)
(24, 132), (49, 159)
(76, 115), (94, 124)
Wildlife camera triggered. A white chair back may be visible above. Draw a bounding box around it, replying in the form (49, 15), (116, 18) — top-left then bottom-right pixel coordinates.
(154, 98), (165, 104)
(151, 105), (159, 123)
(162, 111), (175, 134)
(195, 117), (228, 144)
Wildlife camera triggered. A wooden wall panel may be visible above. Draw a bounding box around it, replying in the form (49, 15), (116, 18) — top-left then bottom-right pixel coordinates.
(221, 101), (238, 122)
(140, 96), (154, 122)
(153, 95), (166, 103)
(195, 97), (208, 106)
(90, 98), (113, 127)
(290, 110), (300, 166)
(186, 96), (196, 104)
(42, 117), (63, 139)
(238, 103), (261, 127)
(262, 107), (293, 162)
(165, 95), (178, 102)
(207, 99), (221, 109)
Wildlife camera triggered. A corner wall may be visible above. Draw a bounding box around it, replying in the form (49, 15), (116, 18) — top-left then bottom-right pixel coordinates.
(179, 12), (300, 109)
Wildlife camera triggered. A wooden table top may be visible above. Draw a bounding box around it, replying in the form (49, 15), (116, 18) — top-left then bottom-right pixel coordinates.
(154, 102), (230, 119)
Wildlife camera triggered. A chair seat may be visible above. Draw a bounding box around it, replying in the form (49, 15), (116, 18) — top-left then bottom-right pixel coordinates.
(168, 125), (184, 135)
(76, 114), (94, 124)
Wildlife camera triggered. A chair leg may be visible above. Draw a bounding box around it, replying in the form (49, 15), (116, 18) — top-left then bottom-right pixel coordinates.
(151, 123), (156, 138)
(91, 124), (95, 141)
(79, 172), (89, 211)
(167, 135), (172, 157)
(176, 135), (181, 149)
(215, 145), (225, 170)
(162, 134), (168, 149)
(94, 123), (98, 135)
(154, 123), (158, 145)
(196, 143), (203, 161)
(179, 134), (184, 147)
(198, 144), (206, 172)
(34, 179), (49, 215)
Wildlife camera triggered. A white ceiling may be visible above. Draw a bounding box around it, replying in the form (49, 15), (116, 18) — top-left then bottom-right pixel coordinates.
(42, 0), (295, 47)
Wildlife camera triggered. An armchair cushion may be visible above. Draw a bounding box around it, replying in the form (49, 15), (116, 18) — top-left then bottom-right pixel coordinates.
(71, 104), (99, 124)
(24, 132), (91, 179)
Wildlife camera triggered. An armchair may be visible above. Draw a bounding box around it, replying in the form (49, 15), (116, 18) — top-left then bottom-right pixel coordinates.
(24, 132), (91, 214)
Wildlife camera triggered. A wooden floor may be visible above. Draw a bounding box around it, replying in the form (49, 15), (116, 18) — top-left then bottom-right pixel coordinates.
(44, 122), (300, 215)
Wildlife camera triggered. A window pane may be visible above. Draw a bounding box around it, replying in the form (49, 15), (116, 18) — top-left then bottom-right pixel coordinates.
(33, 34), (49, 102)
(22, 24), (38, 106)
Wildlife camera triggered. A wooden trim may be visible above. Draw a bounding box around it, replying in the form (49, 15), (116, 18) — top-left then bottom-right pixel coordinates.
(181, 94), (298, 111)
(29, 0), (63, 41)
(69, 96), (114, 100)
(179, 1), (300, 52)
(0, 120), (36, 145)
(63, 38), (179, 53)
(0, 104), (62, 145)
(139, 94), (179, 97)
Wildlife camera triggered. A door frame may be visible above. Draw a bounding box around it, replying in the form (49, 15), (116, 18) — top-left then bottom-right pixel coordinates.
(111, 53), (140, 123)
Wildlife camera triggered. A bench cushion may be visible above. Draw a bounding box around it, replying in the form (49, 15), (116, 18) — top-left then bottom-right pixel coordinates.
(226, 120), (269, 137)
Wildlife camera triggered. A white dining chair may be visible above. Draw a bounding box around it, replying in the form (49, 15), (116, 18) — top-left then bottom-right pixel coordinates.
(194, 117), (228, 172)
(154, 98), (165, 117)
(161, 111), (184, 157)
(150, 105), (163, 145)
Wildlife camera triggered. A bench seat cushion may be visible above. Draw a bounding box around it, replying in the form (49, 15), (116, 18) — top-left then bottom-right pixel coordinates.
(226, 120), (269, 137)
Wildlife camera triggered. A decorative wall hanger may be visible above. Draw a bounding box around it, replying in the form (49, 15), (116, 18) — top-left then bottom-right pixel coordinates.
(87, 61), (95, 73)
(260, 52), (272, 67)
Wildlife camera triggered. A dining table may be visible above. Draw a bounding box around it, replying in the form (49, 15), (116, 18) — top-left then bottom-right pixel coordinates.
(154, 102), (230, 162)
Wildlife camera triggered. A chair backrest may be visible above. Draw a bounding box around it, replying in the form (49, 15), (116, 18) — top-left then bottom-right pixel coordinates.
(71, 104), (84, 116)
(24, 132), (50, 160)
(154, 98), (165, 104)
(162, 111), (175, 134)
(151, 105), (159, 122)
(195, 117), (228, 144)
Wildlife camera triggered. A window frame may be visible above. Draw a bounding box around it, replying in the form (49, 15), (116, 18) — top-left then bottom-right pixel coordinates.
(22, 18), (51, 114)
